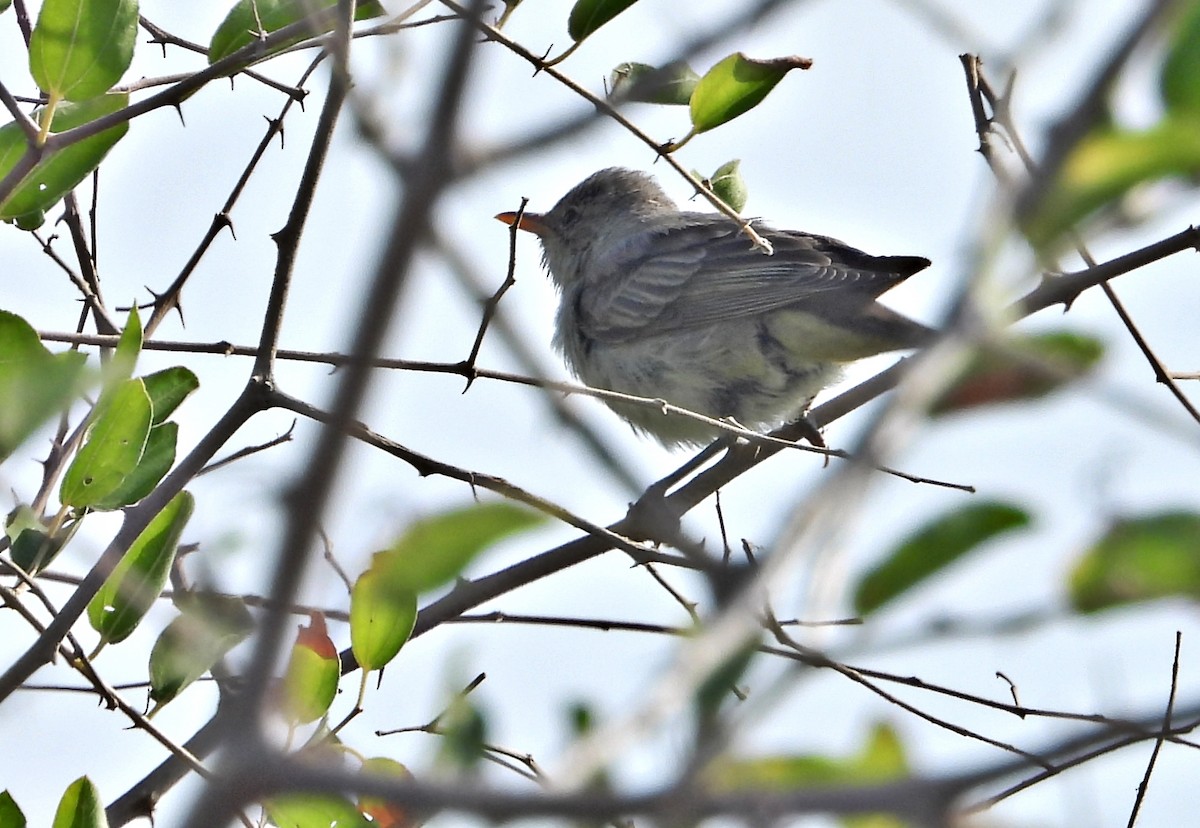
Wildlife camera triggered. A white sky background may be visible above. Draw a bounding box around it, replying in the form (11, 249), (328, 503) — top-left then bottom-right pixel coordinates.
(3, 1), (1200, 826)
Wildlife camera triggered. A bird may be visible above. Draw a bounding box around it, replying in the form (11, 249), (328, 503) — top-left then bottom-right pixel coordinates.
(495, 167), (933, 446)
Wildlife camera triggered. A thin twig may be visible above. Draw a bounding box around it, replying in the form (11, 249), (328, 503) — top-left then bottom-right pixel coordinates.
(1126, 631), (1184, 827)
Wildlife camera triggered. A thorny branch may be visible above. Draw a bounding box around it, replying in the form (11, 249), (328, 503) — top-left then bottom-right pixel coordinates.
(4, 3), (1200, 826)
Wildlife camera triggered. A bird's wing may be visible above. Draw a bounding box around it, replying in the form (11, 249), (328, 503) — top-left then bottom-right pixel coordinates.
(578, 217), (929, 343)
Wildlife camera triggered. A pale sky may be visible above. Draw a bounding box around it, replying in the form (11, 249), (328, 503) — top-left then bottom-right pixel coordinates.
(3, 1), (1199, 825)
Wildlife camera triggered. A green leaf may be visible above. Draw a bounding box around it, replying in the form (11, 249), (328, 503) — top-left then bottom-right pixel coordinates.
(9, 527), (65, 574)
(694, 638), (756, 720)
(931, 332), (1104, 415)
(689, 53), (812, 135)
(609, 61), (698, 105)
(90, 422), (177, 511)
(350, 561), (417, 672)
(568, 701), (594, 736)
(103, 306), (142, 394)
(706, 721), (908, 792)
(0, 790), (26, 828)
(495, 0), (523, 29)
(208, 0), (386, 64)
(378, 501), (544, 595)
(60, 378), (152, 509)
(1161, 2), (1200, 115)
(29, 0), (138, 101)
(87, 491), (193, 647)
(0, 0), (13, 14)
(141, 366), (199, 424)
(148, 592), (254, 710)
(7, 505), (78, 574)
(0, 309), (88, 462)
(265, 794), (370, 828)
(13, 208), (45, 230)
(51, 777), (106, 828)
(567, 0), (638, 42)
(0, 93), (130, 224)
(708, 159), (747, 212)
(1026, 118), (1200, 249)
(1069, 511), (1200, 613)
(854, 502), (1031, 615)
(438, 696), (487, 770)
(282, 612), (340, 724)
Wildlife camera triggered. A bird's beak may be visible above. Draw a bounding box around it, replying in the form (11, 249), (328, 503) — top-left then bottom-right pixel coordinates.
(494, 210), (548, 236)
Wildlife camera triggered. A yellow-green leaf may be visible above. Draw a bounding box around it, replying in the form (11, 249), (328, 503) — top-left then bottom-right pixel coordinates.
(350, 561), (417, 672)
(708, 159), (747, 212)
(1070, 511), (1200, 613)
(60, 378), (152, 509)
(689, 53), (811, 135)
(706, 721), (908, 791)
(358, 758), (413, 828)
(89, 422), (177, 511)
(103, 305), (141, 395)
(265, 794), (370, 828)
(379, 502), (543, 595)
(29, 0), (138, 101)
(282, 612), (340, 724)
(0, 309), (88, 462)
(1026, 118), (1200, 250)
(51, 777), (106, 828)
(87, 491), (193, 647)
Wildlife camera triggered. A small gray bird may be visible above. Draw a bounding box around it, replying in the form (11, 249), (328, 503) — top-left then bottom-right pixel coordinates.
(496, 167), (933, 446)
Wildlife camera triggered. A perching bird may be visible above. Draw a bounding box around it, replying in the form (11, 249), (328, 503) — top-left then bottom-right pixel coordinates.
(496, 167), (933, 446)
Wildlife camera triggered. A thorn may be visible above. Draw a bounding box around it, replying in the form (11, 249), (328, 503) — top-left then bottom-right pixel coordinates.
(215, 212), (235, 240)
(532, 43), (554, 76)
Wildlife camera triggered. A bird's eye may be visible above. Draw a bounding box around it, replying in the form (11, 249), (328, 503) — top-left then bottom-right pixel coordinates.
(560, 206), (580, 225)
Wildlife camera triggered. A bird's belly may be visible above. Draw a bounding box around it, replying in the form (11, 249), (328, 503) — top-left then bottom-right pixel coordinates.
(562, 318), (841, 445)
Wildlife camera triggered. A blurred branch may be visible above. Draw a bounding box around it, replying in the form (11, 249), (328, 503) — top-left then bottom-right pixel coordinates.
(1013, 0), (1179, 223)
(179, 4), (491, 823)
(963, 53), (1200, 426)
(164, 695), (1200, 827)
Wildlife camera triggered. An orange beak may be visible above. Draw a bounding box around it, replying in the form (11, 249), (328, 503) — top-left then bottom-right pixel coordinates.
(494, 211), (549, 236)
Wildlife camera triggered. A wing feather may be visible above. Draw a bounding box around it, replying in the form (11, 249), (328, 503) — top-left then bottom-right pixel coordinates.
(578, 216), (929, 343)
